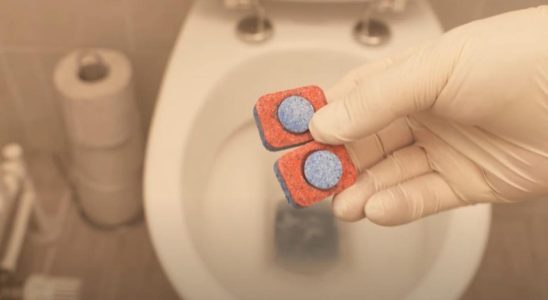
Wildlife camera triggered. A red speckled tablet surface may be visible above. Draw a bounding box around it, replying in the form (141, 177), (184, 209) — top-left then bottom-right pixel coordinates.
(275, 142), (358, 208)
(254, 86), (326, 151)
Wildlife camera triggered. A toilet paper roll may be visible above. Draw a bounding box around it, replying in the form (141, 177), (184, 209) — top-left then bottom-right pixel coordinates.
(54, 48), (137, 148)
(73, 170), (142, 227)
(70, 127), (144, 186)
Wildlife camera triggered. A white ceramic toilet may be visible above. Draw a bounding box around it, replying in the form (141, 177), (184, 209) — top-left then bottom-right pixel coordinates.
(145, 0), (492, 299)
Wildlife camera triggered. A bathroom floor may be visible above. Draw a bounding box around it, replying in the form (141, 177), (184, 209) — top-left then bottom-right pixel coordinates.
(17, 209), (180, 300)
(463, 199), (548, 300)
(15, 152), (179, 300)
(15, 152), (548, 300)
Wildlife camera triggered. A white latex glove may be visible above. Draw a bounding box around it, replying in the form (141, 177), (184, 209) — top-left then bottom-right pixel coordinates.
(309, 6), (548, 226)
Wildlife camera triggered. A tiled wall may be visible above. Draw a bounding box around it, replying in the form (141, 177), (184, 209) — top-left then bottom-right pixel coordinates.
(430, 0), (548, 29)
(0, 0), (191, 152)
(0, 0), (545, 153)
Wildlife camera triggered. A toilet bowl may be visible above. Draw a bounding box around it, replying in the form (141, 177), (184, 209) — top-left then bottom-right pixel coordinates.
(145, 1), (491, 299)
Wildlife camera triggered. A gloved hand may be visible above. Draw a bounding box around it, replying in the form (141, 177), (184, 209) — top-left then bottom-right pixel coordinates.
(309, 6), (548, 226)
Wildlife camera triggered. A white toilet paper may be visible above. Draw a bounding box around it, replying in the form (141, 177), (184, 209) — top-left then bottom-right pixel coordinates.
(71, 127), (144, 186)
(55, 48), (144, 227)
(73, 169), (142, 227)
(54, 48), (137, 148)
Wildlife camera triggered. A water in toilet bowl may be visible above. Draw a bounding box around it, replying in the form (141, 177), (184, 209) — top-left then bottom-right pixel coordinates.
(274, 201), (338, 273)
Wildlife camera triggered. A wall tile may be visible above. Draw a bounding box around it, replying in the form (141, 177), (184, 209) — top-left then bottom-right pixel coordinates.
(0, 0), (81, 49)
(126, 0), (190, 52)
(0, 53), (24, 147)
(129, 49), (171, 134)
(429, 0), (548, 30)
(2, 51), (66, 152)
(429, 0), (487, 30)
(38, 50), (76, 152)
(481, 0), (548, 18)
(76, 0), (131, 52)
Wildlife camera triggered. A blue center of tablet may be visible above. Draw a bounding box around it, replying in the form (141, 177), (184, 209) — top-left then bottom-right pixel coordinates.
(303, 150), (342, 190)
(277, 96), (314, 134)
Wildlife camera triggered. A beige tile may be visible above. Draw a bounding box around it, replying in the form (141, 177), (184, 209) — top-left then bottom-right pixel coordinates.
(2, 51), (66, 152)
(18, 199), (179, 300)
(491, 197), (548, 218)
(429, 0), (487, 30)
(0, 52), (25, 147)
(126, 0), (190, 52)
(462, 202), (548, 300)
(0, 0), (80, 49)
(129, 49), (172, 133)
(37, 50), (73, 157)
(481, 0), (548, 18)
(76, 0), (131, 52)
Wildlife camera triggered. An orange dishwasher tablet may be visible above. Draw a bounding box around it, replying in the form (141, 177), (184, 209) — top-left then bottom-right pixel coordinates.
(253, 86), (327, 151)
(253, 85), (357, 208)
(274, 142), (357, 208)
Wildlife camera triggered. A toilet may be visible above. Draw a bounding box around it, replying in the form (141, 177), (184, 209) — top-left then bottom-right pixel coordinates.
(145, 0), (491, 299)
